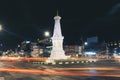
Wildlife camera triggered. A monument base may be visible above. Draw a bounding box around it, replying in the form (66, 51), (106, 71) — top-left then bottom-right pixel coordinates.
(49, 50), (67, 60)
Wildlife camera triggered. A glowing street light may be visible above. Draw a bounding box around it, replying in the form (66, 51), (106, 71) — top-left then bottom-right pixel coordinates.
(44, 31), (50, 37)
(0, 25), (2, 31)
(84, 42), (88, 45)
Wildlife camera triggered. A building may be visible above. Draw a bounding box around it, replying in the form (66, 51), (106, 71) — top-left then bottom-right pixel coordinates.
(87, 36), (98, 43)
(21, 41), (32, 57)
(64, 45), (81, 57)
(84, 37), (106, 56)
(107, 41), (120, 54)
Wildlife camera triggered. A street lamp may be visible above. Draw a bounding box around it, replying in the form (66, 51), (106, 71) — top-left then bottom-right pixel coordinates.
(84, 42), (88, 46)
(41, 31), (51, 57)
(44, 31), (50, 37)
(0, 25), (2, 31)
(84, 42), (88, 57)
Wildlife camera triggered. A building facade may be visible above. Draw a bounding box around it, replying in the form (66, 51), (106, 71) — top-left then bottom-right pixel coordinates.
(64, 45), (81, 57)
(107, 41), (120, 54)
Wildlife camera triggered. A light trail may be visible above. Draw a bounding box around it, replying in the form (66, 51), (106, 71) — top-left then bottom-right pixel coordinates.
(0, 57), (47, 62)
(0, 57), (119, 62)
(54, 67), (120, 71)
(0, 67), (120, 77)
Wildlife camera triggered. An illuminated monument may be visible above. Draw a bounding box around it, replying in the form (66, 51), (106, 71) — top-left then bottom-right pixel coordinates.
(49, 13), (67, 60)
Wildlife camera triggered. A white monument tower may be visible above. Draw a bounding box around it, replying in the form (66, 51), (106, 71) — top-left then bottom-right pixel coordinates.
(50, 12), (67, 60)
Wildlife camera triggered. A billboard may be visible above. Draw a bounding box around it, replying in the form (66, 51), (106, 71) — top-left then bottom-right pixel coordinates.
(87, 36), (98, 43)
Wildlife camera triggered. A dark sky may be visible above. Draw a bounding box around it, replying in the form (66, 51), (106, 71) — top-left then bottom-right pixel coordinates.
(0, 0), (120, 50)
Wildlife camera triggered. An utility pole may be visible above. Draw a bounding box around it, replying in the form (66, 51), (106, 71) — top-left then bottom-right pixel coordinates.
(80, 36), (84, 57)
(105, 41), (109, 59)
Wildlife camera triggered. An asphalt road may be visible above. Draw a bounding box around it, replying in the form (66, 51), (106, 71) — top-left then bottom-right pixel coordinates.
(0, 59), (120, 80)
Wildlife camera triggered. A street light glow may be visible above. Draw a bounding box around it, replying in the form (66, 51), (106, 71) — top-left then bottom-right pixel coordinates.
(44, 31), (50, 37)
(84, 42), (88, 45)
(0, 25), (2, 31)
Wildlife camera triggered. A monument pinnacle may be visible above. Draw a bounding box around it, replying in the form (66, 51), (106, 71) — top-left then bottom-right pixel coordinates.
(57, 10), (59, 16)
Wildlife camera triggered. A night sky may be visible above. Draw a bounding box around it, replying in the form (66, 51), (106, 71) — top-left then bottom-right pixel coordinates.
(0, 0), (120, 50)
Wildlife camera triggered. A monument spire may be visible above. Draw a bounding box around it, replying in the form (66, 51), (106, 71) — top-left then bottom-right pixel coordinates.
(57, 10), (59, 16)
(53, 12), (62, 37)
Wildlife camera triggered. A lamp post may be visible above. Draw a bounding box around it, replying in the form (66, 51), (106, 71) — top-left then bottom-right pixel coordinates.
(105, 42), (109, 59)
(44, 31), (50, 46)
(84, 42), (88, 57)
(80, 36), (84, 57)
(0, 25), (2, 51)
(43, 31), (50, 57)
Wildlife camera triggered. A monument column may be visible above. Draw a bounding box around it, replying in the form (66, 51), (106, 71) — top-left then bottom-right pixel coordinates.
(49, 13), (67, 60)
